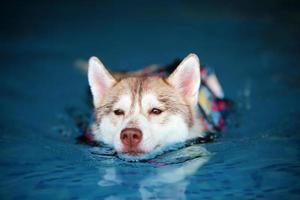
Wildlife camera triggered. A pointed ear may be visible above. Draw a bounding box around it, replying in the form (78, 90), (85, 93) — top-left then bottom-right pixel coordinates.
(88, 56), (116, 107)
(167, 53), (201, 105)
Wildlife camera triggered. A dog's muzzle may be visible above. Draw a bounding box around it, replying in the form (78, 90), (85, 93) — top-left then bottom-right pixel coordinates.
(120, 128), (143, 154)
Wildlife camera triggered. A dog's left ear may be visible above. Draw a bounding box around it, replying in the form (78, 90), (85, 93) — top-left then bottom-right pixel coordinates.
(167, 53), (201, 105)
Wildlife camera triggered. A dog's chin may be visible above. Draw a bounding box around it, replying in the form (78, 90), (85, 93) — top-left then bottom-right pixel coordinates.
(117, 145), (161, 157)
(122, 151), (144, 156)
(119, 147), (145, 156)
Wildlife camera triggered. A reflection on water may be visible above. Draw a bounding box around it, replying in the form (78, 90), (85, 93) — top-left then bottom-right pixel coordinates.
(1, 1), (300, 199)
(95, 145), (210, 200)
(72, 108), (212, 199)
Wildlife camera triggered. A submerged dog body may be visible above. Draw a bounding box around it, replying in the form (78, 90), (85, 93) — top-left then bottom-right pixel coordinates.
(88, 54), (206, 155)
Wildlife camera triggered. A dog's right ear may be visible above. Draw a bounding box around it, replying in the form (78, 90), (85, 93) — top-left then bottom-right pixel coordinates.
(88, 57), (116, 108)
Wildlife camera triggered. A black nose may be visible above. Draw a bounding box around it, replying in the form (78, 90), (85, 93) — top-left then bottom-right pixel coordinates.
(120, 128), (142, 148)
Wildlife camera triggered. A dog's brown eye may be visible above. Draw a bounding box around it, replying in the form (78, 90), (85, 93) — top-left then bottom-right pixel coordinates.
(150, 108), (162, 115)
(114, 109), (124, 116)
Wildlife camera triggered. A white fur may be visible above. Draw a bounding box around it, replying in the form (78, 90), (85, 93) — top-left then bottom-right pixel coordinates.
(89, 54), (204, 154)
(113, 95), (132, 114)
(139, 93), (190, 152)
(93, 95), (133, 149)
(93, 92), (192, 153)
(141, 93), (163, 111)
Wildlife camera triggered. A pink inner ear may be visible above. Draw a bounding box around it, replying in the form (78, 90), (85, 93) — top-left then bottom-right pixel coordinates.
(180, 68), (196, 96)
(90, 71), (109, 106)
(95, 76), (108, 96)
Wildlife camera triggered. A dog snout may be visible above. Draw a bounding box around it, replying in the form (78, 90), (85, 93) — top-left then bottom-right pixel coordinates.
(120, 128), (142, 149)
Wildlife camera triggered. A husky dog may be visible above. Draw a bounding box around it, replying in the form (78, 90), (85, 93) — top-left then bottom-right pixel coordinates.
(88, 54), (205, 155)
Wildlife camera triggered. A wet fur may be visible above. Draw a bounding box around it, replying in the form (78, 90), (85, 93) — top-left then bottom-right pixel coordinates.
(88, 54), (205, 154)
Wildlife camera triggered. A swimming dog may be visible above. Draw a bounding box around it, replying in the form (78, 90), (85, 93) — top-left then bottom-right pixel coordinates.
(87, 54), (207, 155)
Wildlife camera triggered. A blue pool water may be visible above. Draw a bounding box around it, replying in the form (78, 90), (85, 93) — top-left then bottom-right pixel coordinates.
(1, 1), (300, 199)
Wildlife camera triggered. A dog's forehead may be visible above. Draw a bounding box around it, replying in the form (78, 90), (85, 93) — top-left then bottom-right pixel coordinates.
(141, 93), (161, 109)
(109, 76), (172, 108)
(113, 76), (169, 94)
(113, 95), (131, 109)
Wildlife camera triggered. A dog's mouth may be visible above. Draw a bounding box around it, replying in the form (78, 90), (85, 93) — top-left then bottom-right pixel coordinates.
(116, 144), (165, 162)
(120, 147), (145, 156)
(119, 144), (161, 156)
(122, 151), (144, 156)
(117, 148), (153, 162)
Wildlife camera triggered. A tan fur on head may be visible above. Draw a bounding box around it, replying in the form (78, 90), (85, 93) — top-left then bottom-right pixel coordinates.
(88, 54), (204, 154)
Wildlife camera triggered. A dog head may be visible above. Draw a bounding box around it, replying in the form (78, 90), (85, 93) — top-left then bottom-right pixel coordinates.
(88, 54), (203, 155)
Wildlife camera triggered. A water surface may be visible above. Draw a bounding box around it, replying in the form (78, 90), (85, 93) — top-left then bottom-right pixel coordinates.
(0, 1), (300, 199)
